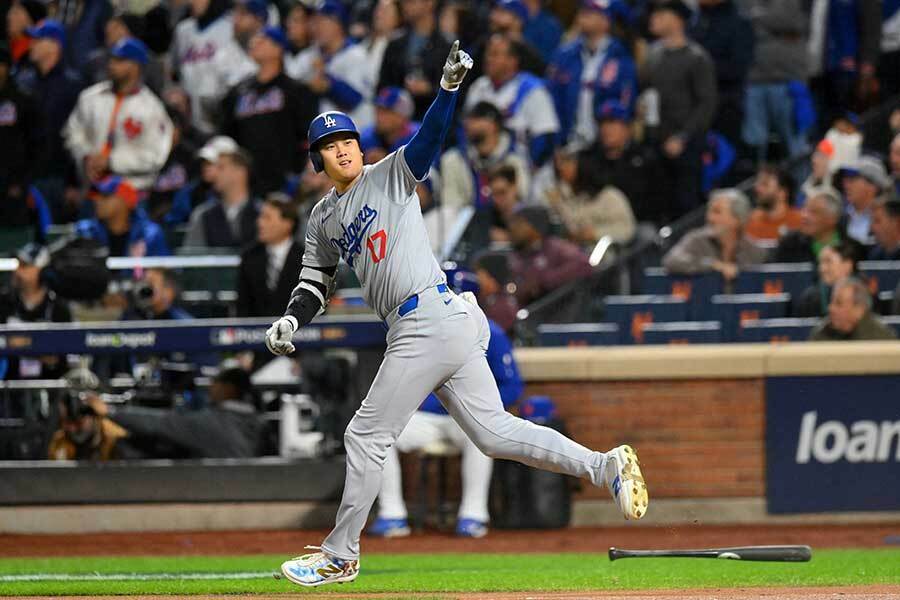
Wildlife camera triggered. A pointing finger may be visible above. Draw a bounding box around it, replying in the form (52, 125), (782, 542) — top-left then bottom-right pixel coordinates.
(450, 39), (459, 62)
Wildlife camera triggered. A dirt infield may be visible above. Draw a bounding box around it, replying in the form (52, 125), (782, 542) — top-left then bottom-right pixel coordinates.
(11, 587), (900, 600)
(2, 524), (898, 558)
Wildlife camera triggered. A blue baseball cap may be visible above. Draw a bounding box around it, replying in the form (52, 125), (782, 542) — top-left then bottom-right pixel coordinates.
(109, 37), (149, 66)
(374, 86), (414, 119)
(259, 25), (289, 51)
(235, 0), (269, 21)
(595, 100), (631, 122)
(581, 0), (631, 21)
(315, 0), (348, 27)
(26, 19), (65, 46)
(494, 0), (528, 24)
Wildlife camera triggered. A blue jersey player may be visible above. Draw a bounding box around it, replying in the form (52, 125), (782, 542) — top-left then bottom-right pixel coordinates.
(266, 41), (649, 588)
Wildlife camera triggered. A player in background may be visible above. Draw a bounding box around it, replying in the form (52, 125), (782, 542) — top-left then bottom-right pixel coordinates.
(267, 41), (649, 588)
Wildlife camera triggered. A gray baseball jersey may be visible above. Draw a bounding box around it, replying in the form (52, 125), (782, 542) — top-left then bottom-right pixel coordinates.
(302, 147), (445, 319)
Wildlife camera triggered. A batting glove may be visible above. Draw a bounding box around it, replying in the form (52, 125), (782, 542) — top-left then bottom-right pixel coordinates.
(441, 40), (474, 92)
(265, 316), (298, 356)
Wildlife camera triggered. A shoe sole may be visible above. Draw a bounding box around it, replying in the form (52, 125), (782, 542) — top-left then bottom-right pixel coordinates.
(378, 527), (411, 538)
(610, 445), (649, 520)
(280, 563), (359, 588)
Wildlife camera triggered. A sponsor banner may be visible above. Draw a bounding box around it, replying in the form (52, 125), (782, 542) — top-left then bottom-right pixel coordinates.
(766, 375), (900, 513)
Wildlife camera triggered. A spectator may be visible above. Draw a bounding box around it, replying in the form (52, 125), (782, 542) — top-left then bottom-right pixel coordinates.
(662, 188), (766, 284)
(55, 0), (113, 70)
(0, 42), (39, 227)
(521, 0), (563, 63)
(183, 147), (260, 249)
(145, 104), (198, 223)
(440, 101), (529, 214)
(286, 0), (374, 130)
(869, 198), (900, 260)
(75, 175), (170, 257)
(689, 0), (754, 146)
(576, 100), (668, 225)
(473, 250), (519, 334)
(770, 189), (843, 263)
(438, 0), (478, 49)
(881, 2), (900, 98)
(738, 0), (808, 164)
(165, 135), (235, 226)
(63, 37), (174, 193)
(484, 0), (544, 75)
(94, 366), (264, 458)
(843, 155), (892, 243)
(823, 112), (862, 173)
(237, 193), (303, 318)
(799, 139), (837, 204)
(172, 0), (237, 133)
(0, 244), (71, 381)
(6, 0), (48, 67)
(14, 19), (83, 220)
(363, 0), (402, 80)
(794, 239), (863, 317)
(487, 165), (523, 243)
(213, 0), (268, 89)
(508, 205), (593, 306)
(221, 26), (318, 196)
(746, 164), (802, 241)
(284, 1), (312, 58)
(84, 12), (167, 96)
(809, 276), (897, 340)
(377, 0), (451, 120)
(544, 149), (636, 247)
(368, 318), (522, 539)
(465, 34), (560, 167)
(890, 133), (900, 196)
(360, 86), (419, 164)
(643, 0), (717, 215)
(546, 0), (638, 149)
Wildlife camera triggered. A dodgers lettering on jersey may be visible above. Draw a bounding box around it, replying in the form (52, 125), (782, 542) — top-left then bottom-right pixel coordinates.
(301, 147), (445, 319)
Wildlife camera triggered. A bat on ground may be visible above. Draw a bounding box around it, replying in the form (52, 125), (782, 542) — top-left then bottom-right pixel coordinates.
(608, 545), (811, 562)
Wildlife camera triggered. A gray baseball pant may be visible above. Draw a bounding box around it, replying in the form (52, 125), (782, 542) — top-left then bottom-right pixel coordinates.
(320, 286), (607, 560)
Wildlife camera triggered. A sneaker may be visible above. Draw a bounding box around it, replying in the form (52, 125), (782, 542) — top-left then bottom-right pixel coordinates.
(367, 517), (411, 538)
(280, 546), (359, 587)
(455, 518), (488, 538)
(605, 445), (649, 520)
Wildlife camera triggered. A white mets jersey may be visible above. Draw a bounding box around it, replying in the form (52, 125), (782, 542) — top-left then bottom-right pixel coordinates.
(302, 147), (445, 319)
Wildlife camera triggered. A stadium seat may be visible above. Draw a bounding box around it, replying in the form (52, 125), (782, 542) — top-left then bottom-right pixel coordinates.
(733, 263), (815, 298)
(641, 268), (723, 319)
(710, 293), (791, 341)
(859, 261), (900, 294)
(538, 323), (620, 346)
(602, 295), (688, 344)
(882, 316), (900, 337)
(738, 317), (819, 343)
(641, 321), (722, 345)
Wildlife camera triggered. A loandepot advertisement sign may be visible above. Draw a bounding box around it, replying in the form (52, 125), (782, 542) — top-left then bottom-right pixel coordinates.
(766, 375), (900, 513)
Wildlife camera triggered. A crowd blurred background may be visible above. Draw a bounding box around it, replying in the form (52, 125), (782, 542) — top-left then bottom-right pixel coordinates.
(2, 0), (900, 463)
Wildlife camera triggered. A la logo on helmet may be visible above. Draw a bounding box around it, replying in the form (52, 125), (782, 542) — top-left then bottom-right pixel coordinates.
(324, 115), (337, 128)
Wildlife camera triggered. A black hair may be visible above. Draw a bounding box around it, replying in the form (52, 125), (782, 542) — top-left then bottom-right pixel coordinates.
(759, 163), (796, 202)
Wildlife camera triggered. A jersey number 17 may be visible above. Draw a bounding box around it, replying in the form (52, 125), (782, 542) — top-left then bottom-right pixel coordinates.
(366, 229), (387, 264)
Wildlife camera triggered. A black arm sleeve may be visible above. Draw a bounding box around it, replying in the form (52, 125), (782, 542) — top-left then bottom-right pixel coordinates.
(284, 264), (337, 327)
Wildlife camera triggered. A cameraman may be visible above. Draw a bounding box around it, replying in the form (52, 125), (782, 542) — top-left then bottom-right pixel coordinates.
(0, 244), (71, 380)
(123, 268), (191, 321)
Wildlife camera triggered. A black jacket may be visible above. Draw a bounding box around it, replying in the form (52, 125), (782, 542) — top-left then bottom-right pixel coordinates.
(770, 231), (817, 264)
(237, 240), (303, 318)
(378, 28), (452, 120)
(0, 78), (40, 224)
(220, 73), (318, 195)
(690, 1), (754, 97)
(0, 288), (71, 380)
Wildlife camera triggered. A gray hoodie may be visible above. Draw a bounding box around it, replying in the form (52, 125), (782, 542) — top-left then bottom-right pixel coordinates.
(737, 0), (809, 82)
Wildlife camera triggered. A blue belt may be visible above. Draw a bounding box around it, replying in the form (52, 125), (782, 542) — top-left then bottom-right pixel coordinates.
(397, 284), (448, 317)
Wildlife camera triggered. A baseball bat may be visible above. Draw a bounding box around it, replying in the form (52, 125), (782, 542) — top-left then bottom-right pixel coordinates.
(608, 545), (811, 562)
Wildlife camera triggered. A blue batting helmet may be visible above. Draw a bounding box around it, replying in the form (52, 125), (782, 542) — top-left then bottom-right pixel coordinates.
(307, 111), (359, 173)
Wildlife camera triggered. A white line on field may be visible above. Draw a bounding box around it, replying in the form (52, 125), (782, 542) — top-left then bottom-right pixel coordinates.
(0, 571), (275, 582)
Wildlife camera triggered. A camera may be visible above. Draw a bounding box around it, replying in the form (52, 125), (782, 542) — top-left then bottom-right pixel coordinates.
(130, 280), (155, 315)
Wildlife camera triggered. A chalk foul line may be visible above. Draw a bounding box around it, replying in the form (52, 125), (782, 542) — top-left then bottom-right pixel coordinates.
(0, 571), (276, 582)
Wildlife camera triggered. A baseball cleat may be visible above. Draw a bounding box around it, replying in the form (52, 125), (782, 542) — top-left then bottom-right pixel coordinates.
(455, 518), (488, 538)
(280, 546), (359, 587)
(605, 445), (649, 520)
(367, 517), (411, 538)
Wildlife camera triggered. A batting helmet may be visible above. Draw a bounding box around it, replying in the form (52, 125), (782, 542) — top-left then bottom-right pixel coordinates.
(308, 111), (359, 173)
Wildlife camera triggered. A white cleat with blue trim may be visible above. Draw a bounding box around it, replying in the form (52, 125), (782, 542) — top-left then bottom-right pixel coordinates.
(280, 546), (359, 587)
(605, 445), (649, 520)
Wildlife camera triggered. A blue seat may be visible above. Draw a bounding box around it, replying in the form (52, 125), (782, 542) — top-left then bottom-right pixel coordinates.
(734, 263), (815, 298)
(710, 293), (791, 341)
(641, 321), (722, 345)
(538, 323), (620, 346)
(738, 317), (820, 342)
(603, 295), (688, 344)
(882, 316), (900, 337)
(641, 268), (723, 319)
(859, 261), (900, 294)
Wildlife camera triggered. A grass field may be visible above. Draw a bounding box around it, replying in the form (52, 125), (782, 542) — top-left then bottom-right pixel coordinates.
(2, 549), (900, 596)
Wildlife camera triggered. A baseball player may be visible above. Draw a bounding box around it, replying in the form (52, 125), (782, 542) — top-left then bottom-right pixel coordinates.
(268, 41), (649, 588)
